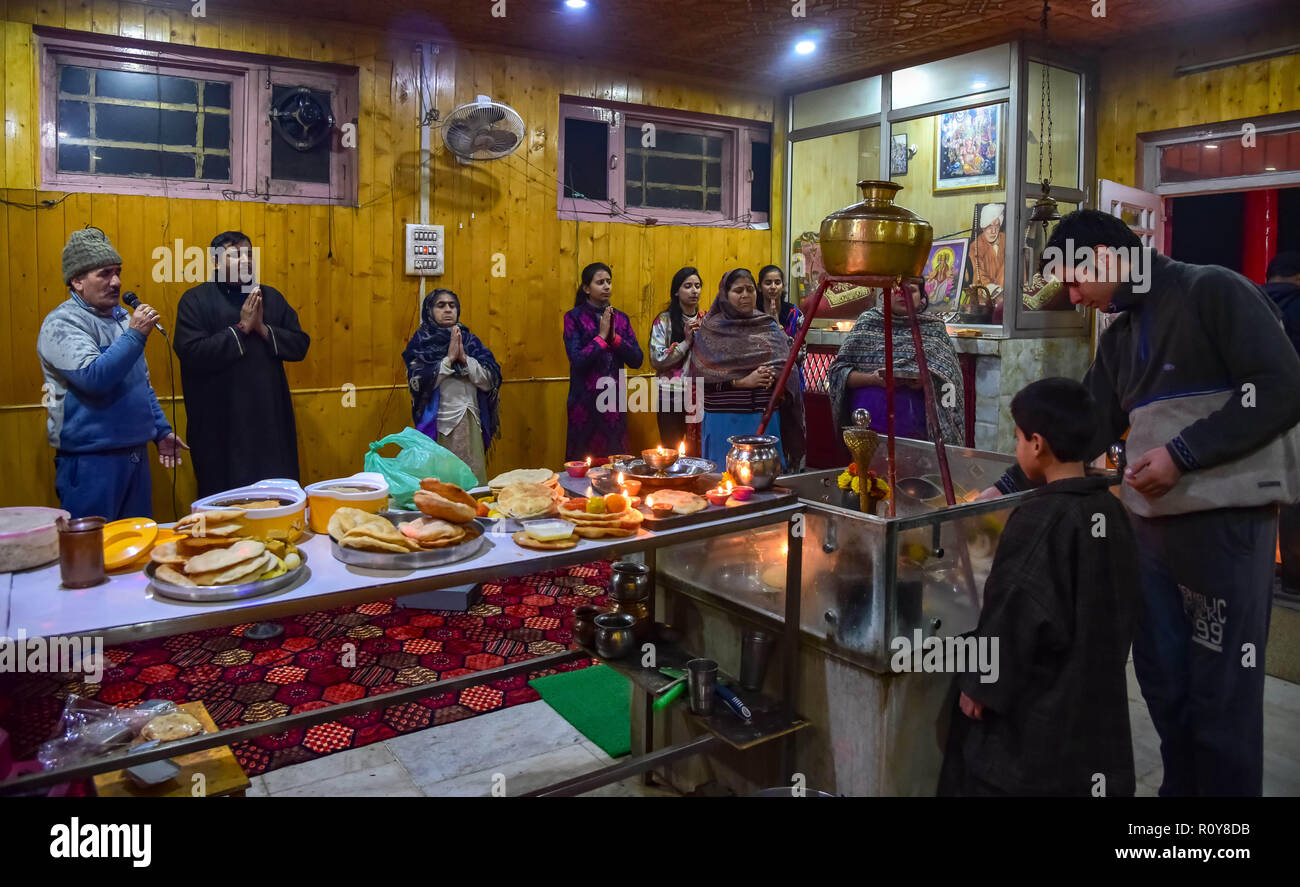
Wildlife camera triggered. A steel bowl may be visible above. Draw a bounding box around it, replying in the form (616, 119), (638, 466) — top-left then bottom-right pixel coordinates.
(594, 612), (638, 659)
(725, 435), (781, 490)
(572, 605), (610, 649)
(641, 448), (680, 475)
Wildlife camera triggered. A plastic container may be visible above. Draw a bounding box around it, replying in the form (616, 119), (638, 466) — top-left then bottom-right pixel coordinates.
(0, 506), (69, 572)
(191, 478), (307, 541)
(305, 472), (389, 534)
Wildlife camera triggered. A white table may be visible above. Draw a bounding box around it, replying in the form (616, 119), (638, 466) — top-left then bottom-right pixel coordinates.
(6, 506), (800, 645)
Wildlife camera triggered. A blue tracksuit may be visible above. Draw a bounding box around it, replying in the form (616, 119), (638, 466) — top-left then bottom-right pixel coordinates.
(37, 292), (172, 520)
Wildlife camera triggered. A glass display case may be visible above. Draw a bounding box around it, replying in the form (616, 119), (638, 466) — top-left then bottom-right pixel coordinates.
(657, 438), (1111, 673)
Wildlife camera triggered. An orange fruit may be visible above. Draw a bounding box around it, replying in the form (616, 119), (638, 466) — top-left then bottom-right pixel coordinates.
(475, 502), (489, 517)
(603, 493), (628, 514)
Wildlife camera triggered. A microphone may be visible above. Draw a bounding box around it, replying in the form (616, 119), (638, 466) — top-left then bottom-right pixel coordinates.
(122, 291), (167, 338)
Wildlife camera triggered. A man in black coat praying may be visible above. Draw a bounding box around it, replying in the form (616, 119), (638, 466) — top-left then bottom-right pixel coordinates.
(173, 231), (311, 497)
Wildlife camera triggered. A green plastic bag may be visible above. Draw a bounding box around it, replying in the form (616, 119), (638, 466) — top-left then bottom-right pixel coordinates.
(363, 427), (479, 510)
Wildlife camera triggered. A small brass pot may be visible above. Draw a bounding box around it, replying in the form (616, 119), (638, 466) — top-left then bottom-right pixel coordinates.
(819, 180), (933, 278)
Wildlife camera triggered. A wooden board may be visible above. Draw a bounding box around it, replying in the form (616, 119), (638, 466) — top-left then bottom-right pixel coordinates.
(92, 701), (251, 798)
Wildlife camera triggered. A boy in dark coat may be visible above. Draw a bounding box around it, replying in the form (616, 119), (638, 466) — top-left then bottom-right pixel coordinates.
(940, 378), (1139, 796)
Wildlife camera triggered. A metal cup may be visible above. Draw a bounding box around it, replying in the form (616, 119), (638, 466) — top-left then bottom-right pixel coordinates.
(740, 629), (776, 692)
(686, 658), (718, 716)
(56, 515), (107, 589)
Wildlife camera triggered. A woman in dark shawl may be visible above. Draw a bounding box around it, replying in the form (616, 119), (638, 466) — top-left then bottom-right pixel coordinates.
(693, 268), (801, 470)
(403, 288), (502, 484)
(827, 281), (965, 446)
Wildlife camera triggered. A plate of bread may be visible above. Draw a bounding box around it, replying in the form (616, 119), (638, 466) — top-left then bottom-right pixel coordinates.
(329, 479), (490, 569)
(146, 509), (306, 602)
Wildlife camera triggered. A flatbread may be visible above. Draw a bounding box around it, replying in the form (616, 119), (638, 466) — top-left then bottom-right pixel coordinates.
(189, 552), (273, 586)
(646, 490), (707, 514)
(344, 519), (413, 546)
(184, 539), (266, 575)
(497, 483), (559, 519)
(328, 507), (388, 543)
(141, 711), (203, 742)
(149, 541), (186, 565)
(512, 530), (578, 550)
(177, 535), (237, 553)
(181, 522), (242, 538)
(414, 487), (477, 523)
(489, 468), (556, 490)
(415, 526), (470, 549)
(235, 500), (282, 510)
(340, 533), (416, 554)
(572, 525), (638, 539)
(399, 517), (462, 543)
(154, 564), (196, 587)
(176, 508), (245, 526)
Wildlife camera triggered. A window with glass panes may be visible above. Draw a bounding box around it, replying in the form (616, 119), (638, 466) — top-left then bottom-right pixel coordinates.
(624, 122), (725, 213)
(56, 65), (232, 181)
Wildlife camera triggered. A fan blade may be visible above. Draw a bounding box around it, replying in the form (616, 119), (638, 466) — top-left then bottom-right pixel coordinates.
(444, 122), (477, 156)
(484, 129), (520, 154)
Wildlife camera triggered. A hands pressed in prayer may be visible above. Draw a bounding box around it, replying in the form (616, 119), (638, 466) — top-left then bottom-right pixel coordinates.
(238, 288), (268, 339)
(598, 306), (613, 341)
(449, 325), (466, 364)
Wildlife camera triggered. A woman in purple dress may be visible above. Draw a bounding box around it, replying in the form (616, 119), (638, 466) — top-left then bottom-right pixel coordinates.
(563, 262), (645, 460)
(827, 281), (965, 445)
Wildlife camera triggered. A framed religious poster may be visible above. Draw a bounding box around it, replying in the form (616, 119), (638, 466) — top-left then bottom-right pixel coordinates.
(920, 237), (967, 314)
(934, 103), (1003, 193)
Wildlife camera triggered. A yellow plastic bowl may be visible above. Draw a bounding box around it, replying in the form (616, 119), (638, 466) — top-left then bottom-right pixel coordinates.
(305, 472), (390, 535)
(193, 479), (308, 542)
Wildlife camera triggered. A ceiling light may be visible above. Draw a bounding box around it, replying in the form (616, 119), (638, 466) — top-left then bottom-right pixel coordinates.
(1265, 166), (1278, 171)
(795, 40), (815, 55)
(1204, 144), (1218, 149)
(971, 81), (987, 90)
(564, 0), (587, 8)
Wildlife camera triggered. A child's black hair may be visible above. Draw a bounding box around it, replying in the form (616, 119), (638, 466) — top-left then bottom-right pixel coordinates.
(1010, 377), (1097, 462)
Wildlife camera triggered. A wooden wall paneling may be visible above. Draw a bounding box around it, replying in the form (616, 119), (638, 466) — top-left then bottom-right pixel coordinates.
(4, 21), (35, 189)
(0, 28), (7, 195)
(89, 0), (116, 35)
(64, 0), (89, 30)
(7, 0), (38, 23)
(143, 3), (167, 43)
(36, 0), (66, 27)
(117, 0), (143, 39)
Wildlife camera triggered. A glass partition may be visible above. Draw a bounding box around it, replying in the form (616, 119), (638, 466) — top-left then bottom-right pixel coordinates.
(891, 107), (1007, 320)
(891, 45), (1011, 110)
(1025, 62), (1081, 188)
(791, 76), (881, 130)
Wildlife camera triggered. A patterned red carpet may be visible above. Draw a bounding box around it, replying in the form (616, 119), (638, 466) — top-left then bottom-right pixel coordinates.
(0, 561), (610, 780)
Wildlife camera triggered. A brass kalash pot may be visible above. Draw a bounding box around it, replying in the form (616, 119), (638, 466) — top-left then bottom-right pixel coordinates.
(819, 180), (933, 277)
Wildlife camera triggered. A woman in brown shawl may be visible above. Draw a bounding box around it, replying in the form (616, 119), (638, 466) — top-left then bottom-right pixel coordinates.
(692, 268), (802, 469)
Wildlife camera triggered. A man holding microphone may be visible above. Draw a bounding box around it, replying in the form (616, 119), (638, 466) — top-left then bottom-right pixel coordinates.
(37, 227), (188, 520)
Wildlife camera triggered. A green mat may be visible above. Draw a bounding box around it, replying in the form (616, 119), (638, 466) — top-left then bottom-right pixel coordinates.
(529, 664), (631, 758)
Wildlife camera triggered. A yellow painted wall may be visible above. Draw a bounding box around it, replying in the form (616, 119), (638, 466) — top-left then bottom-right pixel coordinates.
(788, 127), (876, 242)
(0, 0), (776, 519)
(1096, 17), (1300, 187)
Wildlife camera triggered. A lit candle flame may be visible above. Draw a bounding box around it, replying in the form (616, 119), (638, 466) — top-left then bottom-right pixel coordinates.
(724, 479), (733, 493)
(617, 471), (625, 485)
(585, 456), (591, 466)
(656, 445), (664, 454)
(678, 439), (686, 456)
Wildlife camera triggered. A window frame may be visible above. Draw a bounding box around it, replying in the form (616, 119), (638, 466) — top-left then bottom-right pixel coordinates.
(557, 95), (770, 228)
(36, 28), (358, 206)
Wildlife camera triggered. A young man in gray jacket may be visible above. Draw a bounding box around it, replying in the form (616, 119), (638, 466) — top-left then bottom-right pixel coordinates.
(37, 228), (188, 520)
(984, 210), (1300, 796)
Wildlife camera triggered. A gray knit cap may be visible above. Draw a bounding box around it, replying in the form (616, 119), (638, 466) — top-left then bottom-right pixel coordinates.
(62, 227), (122, 284)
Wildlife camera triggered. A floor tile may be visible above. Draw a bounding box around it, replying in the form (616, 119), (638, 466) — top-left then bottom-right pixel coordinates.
(385, 700), (587, 787)
(271, 760), (422, 797)
(421, 744), (606, 797)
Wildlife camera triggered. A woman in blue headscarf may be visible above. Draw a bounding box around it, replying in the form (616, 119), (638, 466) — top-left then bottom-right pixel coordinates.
(403, 288), (502, 484)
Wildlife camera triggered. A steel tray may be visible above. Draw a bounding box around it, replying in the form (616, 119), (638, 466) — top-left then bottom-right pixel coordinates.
(331, 516), (491, 570)
(145, 552), (309, 603)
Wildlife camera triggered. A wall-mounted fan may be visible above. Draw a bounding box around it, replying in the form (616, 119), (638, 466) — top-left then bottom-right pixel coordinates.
(270, 86), (335, 152)
(441, 95), (525, 162)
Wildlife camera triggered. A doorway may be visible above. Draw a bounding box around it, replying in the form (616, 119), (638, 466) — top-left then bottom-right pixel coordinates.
(1168, 186), (1300, 282)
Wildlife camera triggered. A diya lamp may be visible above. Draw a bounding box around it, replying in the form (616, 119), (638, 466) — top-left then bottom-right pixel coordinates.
(731, 484), (754, 501)
(706, 479), (734, 507)
(565, 456), (591, 478)
(641, 443), (680, 477)
(616, 471), (642, 498)
(649, 495), (675, 518)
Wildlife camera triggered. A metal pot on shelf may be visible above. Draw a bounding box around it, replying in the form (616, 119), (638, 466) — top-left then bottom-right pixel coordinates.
(725, 435), (781, 490)
(819, 180), (933, 278)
